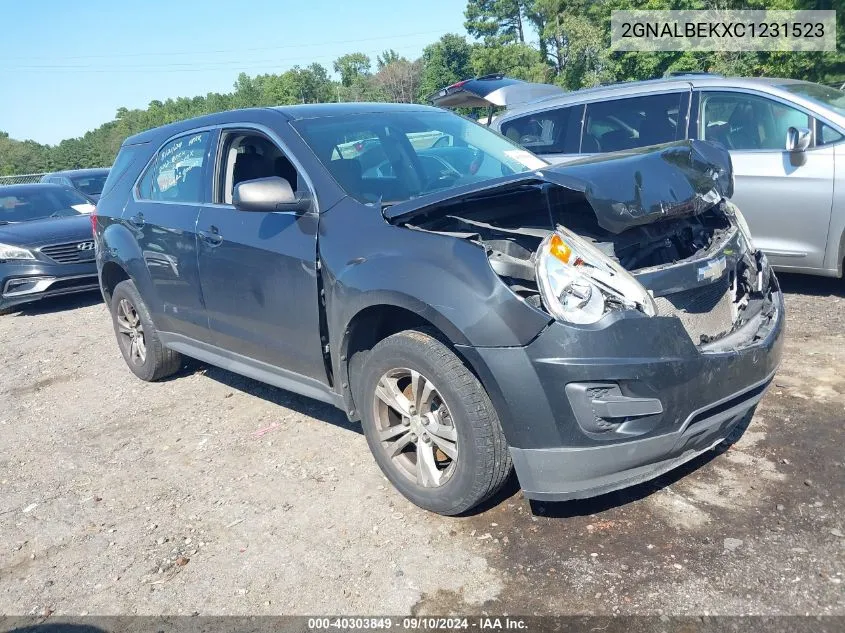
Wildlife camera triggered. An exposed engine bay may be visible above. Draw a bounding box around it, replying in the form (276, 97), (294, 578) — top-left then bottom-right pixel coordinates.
(388, 144), (778, 348)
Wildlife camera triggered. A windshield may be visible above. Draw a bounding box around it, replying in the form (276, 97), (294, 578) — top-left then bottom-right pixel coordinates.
(71, 173), (108, 196)
(292, 110), (547, 204)
(0, 187), (93, 223)
(780, 82), (845, 118)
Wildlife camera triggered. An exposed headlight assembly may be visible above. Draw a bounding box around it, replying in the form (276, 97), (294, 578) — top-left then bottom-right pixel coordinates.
(535, 227), (657, 325)
(723, 200), (755, 251)
(0, 243), (35, 261)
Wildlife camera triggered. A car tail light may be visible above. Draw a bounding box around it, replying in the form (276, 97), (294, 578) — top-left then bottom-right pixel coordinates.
(90, 207), (97, 236)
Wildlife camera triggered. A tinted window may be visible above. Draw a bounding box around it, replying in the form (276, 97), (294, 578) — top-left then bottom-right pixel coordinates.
(819, 122), (844, 146)
(584, 93), (684, 153)
(293, 111), (546, 204)
(137, 132), (210, 203)
(0, 187), (93, 223)
(71, 174), (108, 196)
(499, 106), (580, 154)
(700, 92), (811, 151)
(101, 145), (146, 198)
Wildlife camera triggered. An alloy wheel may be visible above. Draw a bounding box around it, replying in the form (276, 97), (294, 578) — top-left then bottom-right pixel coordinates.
(116, 298), (146, 365)
(372, 368), (458, 488)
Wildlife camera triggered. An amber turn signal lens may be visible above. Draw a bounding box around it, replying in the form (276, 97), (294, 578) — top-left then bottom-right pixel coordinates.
(549, 234), (572, 264)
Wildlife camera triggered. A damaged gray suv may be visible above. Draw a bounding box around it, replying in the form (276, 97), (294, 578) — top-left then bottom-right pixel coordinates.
(94, 104), (784, 515)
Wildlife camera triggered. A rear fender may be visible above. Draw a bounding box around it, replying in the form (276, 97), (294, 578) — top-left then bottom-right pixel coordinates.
(98, 221), (157, 311)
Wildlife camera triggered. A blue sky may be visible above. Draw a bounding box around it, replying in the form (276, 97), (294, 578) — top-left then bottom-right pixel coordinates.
(0, 0), (467, 144)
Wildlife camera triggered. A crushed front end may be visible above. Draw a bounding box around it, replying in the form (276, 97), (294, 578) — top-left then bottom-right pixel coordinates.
(388, 140), (785, 501)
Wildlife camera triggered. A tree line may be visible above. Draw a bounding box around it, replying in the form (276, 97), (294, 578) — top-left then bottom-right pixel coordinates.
(2, 0), (843, 176)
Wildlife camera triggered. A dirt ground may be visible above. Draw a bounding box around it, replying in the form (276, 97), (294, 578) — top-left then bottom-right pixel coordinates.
(0, 273), (842, 616)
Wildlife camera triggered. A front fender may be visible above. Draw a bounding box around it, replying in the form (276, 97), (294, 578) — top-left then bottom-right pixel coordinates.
(325, 248), (551, 421)
(324, 227), (551, 352)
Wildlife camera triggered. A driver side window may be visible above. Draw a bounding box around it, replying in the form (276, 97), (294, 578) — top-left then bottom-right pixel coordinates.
(215, 131), (300, 205)
(700, 92), (811, 151)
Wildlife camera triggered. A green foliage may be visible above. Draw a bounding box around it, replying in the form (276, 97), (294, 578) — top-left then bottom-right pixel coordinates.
(2, 0), (842, 175)
(419, 34), (475, 99)
(334, 53), (372, 87)
(377, 49), (403, 70)
(0, 133), (51, 176)
(375, 58), (424, 103)
(465, 0), (531, 43)
(471, 42), (551, 82)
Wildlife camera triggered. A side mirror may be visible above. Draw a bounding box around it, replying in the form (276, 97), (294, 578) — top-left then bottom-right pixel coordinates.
(786, 126), (812, 153)
(233, 177), (311, 213)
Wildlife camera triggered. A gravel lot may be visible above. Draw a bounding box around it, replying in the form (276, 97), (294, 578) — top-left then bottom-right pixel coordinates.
(0, 273), (843, 616)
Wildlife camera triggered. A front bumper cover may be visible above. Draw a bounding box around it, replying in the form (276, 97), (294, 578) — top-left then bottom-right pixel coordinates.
(458, 281), (785, 502)
(0, 260), (99, 311)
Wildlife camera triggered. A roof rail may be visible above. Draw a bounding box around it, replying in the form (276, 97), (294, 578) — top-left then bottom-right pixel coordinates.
(664, 71), (724, 78)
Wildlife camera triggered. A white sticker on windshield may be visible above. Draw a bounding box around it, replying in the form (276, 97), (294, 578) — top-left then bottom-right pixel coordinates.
(71, 203), (96, 214)
(503, 150), (547, 170)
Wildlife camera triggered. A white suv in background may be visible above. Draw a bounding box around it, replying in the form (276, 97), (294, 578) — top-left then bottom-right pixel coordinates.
(433, 74), (845, 278)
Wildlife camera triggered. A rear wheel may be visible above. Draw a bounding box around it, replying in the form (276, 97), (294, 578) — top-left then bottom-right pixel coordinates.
(357, 329), (512, 515)
(110, 280), (181, 381)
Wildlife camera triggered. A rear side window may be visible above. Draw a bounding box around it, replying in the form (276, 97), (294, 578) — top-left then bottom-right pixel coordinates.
(137, 132), (211, 203)
(499, 106), (580, 155)
(584, 93), (684, 153)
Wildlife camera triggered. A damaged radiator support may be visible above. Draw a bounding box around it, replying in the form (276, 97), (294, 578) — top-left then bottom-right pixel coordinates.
(653, 275), (734, 343)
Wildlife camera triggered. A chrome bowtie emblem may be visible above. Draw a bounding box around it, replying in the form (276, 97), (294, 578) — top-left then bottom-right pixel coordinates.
(77, 241), (95, 251)
(697, 255), (726, 282)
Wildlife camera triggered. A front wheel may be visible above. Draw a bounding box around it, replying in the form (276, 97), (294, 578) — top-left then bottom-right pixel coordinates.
(357, 329), (512, 515)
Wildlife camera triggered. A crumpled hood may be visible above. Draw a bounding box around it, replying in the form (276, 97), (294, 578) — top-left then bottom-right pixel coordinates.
(0, 215), (93, 247)
(385, 140), (733, 235)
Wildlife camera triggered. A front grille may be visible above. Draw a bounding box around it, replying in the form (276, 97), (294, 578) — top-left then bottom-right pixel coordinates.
(40, 241), (95, 264)
(654, 276), (734, 344)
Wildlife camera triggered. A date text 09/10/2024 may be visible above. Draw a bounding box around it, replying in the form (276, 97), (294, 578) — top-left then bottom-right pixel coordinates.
(306, 617), (528, 630)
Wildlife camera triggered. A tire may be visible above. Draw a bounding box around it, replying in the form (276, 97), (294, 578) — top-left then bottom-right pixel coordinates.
(110, 279), (182, 382)
(357, 328), (512, 515)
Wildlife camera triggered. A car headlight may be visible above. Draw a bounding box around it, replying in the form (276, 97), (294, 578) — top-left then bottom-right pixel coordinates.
(0, 243), (36, 261)
(723, 200), (755, 251)
(535, 228), (657, 324)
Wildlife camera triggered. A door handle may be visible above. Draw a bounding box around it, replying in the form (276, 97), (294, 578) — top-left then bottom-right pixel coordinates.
(127, 212), (144, 228)
(199, 226), (223, 247)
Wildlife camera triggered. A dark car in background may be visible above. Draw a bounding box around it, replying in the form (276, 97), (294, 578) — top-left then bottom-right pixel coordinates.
(94, 104), (783, 515)
(0, 183), (99, 313)
(40, 167), (110, 201)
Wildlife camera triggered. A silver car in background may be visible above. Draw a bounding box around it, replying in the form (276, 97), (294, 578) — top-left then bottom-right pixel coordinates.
(433, 74), (845, 278)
